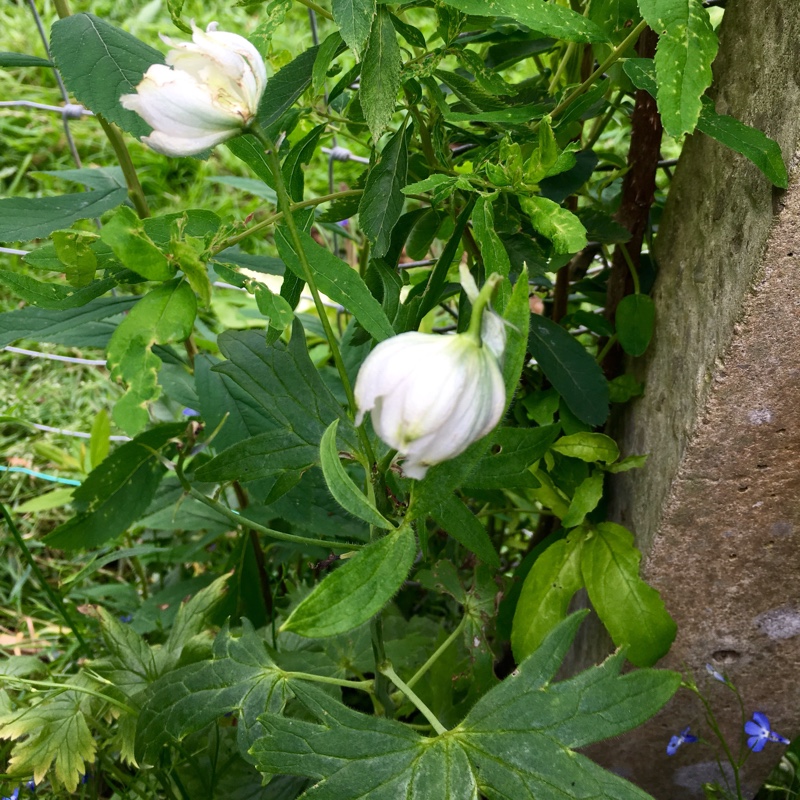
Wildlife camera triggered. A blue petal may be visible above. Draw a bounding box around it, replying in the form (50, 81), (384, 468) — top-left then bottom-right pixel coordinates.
(769, 731), (790, 745)
(680, 726), (692, 737)
(748, 735), (767, 753)
(667, 736), (681, 755)
(685, 734), (699, 743)
(753, 712), (771, 730)
(745, 720), (767, 737)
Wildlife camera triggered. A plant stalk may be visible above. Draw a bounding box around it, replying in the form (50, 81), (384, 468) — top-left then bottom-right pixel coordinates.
(380, 663), (447, 735)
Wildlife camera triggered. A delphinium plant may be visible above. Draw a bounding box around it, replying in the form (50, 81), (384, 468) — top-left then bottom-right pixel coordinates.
(0, 0), (789, 796)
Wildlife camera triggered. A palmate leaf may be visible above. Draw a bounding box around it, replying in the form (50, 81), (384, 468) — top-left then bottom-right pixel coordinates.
(0, 679), (96, 792)
(251, 613), (680, 799)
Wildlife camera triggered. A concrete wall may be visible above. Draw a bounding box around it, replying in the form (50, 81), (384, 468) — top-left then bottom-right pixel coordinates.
(583, 1), (800, 796)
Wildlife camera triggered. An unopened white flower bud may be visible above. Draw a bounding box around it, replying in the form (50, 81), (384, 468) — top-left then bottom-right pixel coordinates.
(354, 274), (506, 480)
(121, 23), (267, 157)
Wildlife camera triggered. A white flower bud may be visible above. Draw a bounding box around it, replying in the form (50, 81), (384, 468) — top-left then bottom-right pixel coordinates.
(121, 23), (267, 157)
(354, 330), (506, 480)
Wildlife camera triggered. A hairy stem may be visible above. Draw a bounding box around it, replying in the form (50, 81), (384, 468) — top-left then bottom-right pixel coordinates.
(380, 663), (447, 735)
(406, 615), (467, 689)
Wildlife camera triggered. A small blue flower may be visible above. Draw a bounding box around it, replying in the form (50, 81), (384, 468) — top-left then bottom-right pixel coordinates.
(182, 407), (199, 417)
(119, 614), (133, 623)
(745, 712), (790, 752)
(2, 788), (20, 800)
(667, 725), (698, 755)
(705, 663), (726, 683)
(24, 782), (35, 792)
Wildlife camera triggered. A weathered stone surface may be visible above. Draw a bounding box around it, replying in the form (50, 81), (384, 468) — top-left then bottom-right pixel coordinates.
(577, 1), (800, 796)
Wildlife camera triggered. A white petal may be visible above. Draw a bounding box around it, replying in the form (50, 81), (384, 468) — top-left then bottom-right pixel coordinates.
(142, 128), (237, 157)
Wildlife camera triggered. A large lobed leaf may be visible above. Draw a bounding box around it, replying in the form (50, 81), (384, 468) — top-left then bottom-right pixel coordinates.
(251, 613), (680, 799)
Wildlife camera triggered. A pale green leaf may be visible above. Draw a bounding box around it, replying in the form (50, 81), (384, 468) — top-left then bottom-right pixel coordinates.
(552, 432), (620, 463)
(333, 0), (375, 56)
(562, 472), (604, 528)
(281, 527), (416, 637)
(320, 419), (393, 529)
(520, 195), (587, 254)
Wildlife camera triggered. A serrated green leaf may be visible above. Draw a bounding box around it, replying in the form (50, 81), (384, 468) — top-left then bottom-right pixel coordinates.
(471, 195), (511, 310)
(637, 0), (717, 137)
(464, 425), (559, 490)
(44, 424), (183, 550)
(625, 57), (787, 187)
(528, 314), (609, 425)
(359, 124), (410, 259)
(437, 0), (607, 42)
(282, 527), (416, 637)
(401, 173), (457, 197)
(0, 52), (53, 67)
(253, 614), (680, 799)
(100, 206), (175, 281)
(0, 186), (127, 243)
(360, 8), (401, 141)
(256, 45), (319, 131)
(552, 432), (620, 463)
(520, 195), (587, 254)
(136, 621), (294, 764)
(276, 228), (395, 341)
(333, 0), (375, 56)
(562, 472), (604, 528)
(582, 522), (677, 666)
(616, 293), (655, 356)
(320, 419), (393, 529)
(251, 0), (293, 52)
(50, 13), (163, 138)
(0, 679), (96, 792)
(510, 535), (584, 663)
(429, 494), (499, 566)
(106, 281), (196, 435)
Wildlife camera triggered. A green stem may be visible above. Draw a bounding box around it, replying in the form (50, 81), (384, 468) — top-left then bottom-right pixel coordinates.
(380, 663), (447, 735)
(284, 671), (374, 692)
(617, 242), (641, 294)
(371, 617), (395, 716)
(174, 461), (362, 551)
(250, 127), (358, 416)
(548, 19), (648, 124)
(406, 615), (467, 690)
(97, 116), (151, 218)
(295, 0), (333, 20)
(548, 41), (576, 94)
(212, 189), (364, 254)
(0, 502), (90, 656)
(595, 334), (617, 365)
(0, 675), (136, 714)
(466, 272), (503, 344)
(585, 89), (625, 149)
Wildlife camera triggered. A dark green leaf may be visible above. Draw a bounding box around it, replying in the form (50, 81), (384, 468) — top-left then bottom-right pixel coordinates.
(0, 271), (116, 310)
(320, 420), (393, 529)
(136, 621), (294, 764)
(0, 186), (127, 243)
(0, 52), (53, 67)
(437, 0), (607, 42)
(281, 527), (416, 637)
(253, 614), (680, 799)
(471, 195), (511, 309)
(360, 8), (401, 141)
(50, 13), (164, 138)
(276, 229), (395, 341)
(429, 495), (499, 566)
(465, 425), (559, 490)
(615, 293), (655, 356)
(528, 314), (609, 425)
(333, 0), (375, 56)
(256, 45), (319, 131)
(0, 295), (135, 348)
(44, 424), (183, 550)
(312, 32), (345, 94)
(358, 124), (411, 259)
(582, 522), (677, 667)
(226, 135), (276, 188)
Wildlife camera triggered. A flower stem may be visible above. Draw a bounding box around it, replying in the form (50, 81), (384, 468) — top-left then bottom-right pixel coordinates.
(212, 189), (364, 254)
(0, 675), (136, 715)
(406, 615), (467, 689)
(380, 663), (447, 735)
(97, 116), (151, 218)
(466, 273), (503, 344)
(284, 671), (374, 692)
(250, 127), (358, 416)
(174, 458), (362, 551)
(547, 19), (648, 125)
